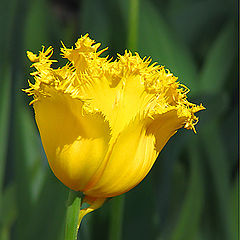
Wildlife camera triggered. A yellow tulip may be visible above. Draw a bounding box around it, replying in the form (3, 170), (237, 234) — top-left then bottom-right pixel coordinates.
(24, 34), (204, 219)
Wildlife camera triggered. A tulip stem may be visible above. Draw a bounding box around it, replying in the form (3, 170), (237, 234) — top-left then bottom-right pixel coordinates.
(65, 190), (82, 240)
(108, 195), (125, 240)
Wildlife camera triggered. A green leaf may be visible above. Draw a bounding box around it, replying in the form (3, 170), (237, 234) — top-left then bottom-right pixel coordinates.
(230, 177), (238, 240)
(138, 0), (198, 92)
(127, 0), (139, 51)
(123, 174), (156, 240)
(170, 138), (204, 240)
(0, 0), (18, 63)
(24, 0), (49, 52)
(0, 184), (17, 240)
(0, 65), (11, 201)
(15, 98), (46, 204)
(167, 0), (234, 46)
(108, 195), (125, 240)
(153, 132), (192, 238)
(80, 0), (112, 50)
(200, 122), (233, 240)
(13, 96), (47, 239)
(199, 22), (236, 95)
(26, 173), (68, 240)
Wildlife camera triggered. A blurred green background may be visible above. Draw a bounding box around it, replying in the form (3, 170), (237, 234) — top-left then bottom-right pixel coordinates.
(0, 0), (238, 239)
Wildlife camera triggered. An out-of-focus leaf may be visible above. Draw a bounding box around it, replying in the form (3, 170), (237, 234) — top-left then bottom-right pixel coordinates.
(0, 65), (11, 199)
(198, 22), (235, 95)
(127, 0), (139, 51)
(222, 106), (238, 168)
(138, 0), (198, 91)
(78, 213), (93, 240)
(82, 199), (110, 240)
(153, 132), (191, 237)
(0, 184), (17, 240)
(156, 158), (188, 240)
(191, 93), (229, 129)
(27, 172), (68, 240)
(80, 0), (111, 50)
(108, 195), (125, 240)
(16, 97), (46, 204)
(0, 0), (18, 64)
(200, 122), (233, 240)
(167, 0), (234, 46)
(170, 138), (204, 240)
(24, 0), (49, 52)
(123, 174), (156, 240)
(13, 95), (46, 239)
(231, 177), (238, 240)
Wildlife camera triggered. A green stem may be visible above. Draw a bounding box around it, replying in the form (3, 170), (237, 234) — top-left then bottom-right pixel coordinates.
(108, 195), (125, 240)
(65, 190), (82, 240)
(127, 0), (140, 52)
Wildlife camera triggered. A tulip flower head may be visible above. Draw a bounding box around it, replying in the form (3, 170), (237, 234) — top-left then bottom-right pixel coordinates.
(24, 34), (204, 219)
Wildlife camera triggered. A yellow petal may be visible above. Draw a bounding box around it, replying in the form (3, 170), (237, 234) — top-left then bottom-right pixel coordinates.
(147, 110), (185, 152)
(84, 107), (199, 198)
(84, 117), (158, 198)
(33, 92), (110, 191)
